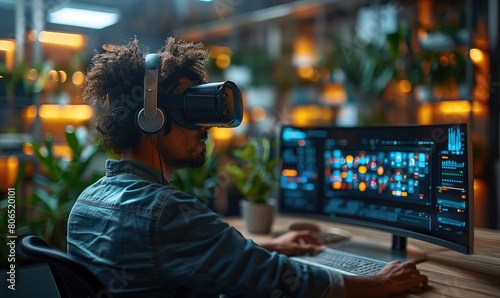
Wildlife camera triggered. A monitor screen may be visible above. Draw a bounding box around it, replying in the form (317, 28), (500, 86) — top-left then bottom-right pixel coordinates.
(279, 123), (474, 257)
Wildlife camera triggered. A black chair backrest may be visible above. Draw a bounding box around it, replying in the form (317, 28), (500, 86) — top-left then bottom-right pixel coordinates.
(20, 236), (109, 298)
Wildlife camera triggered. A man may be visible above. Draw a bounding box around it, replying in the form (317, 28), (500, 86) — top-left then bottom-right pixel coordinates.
(67, 37), (428, 297)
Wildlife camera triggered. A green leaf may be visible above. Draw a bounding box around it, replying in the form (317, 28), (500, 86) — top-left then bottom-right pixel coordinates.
(373, 67), (395, 95)
(361, 60), (376, 92)
(14, 160), (28, 189)
(65, 126), (82, 160)
(170, 137), (220, 204)
(30, 136), (62, 181)
(386, 31), (400, 60)
(223, 137), (278, 203)
(44, 133), (54, 163)
(77, 144), (99, 176)
(33, 189), (58, 214)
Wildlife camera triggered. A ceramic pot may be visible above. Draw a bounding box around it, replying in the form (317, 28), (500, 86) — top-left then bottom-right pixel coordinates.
(239, 199), (275, 234)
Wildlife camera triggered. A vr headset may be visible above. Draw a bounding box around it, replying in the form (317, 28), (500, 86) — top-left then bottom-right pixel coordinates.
(137, 53), (244, 134)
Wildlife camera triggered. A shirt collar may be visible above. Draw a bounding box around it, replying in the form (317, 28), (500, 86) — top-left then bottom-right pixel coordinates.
(105, 159), (166, 185)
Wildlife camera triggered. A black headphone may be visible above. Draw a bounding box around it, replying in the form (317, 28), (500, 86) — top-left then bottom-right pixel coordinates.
(136, 53), (166, 134)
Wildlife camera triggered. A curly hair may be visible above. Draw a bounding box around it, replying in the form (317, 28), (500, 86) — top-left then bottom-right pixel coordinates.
(83, 37), (210, 155)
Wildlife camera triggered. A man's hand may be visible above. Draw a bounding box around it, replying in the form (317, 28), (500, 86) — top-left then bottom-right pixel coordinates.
(258, 230), (323, 256)
(343, 260), (429, 297)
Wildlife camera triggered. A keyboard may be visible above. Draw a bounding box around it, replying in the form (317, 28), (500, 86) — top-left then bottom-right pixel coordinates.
(291, 247), (388, 276)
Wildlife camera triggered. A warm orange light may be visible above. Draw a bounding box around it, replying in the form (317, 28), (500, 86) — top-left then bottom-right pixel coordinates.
(292, 105), (334, 126)
(0, 156), (19, 190)
(449, 53), (457, 65)
(26, 68), (39, 82)
(358, 181), (367, 192)
(24, 104), (94, 121)
(58, 70), (67, 83)
(397, 79), (412, 93)
(474, 84), (489, 101)
(239, 110), (249, 127)
(293, 36), (316, 66)
(294, 36), (313, 55)
(321, 83), (347, 105)
(358, 165), (367, 174)
(41, 104), (93, 120)
(418, 0), (432, 28)
(0, 39), (15, 71)
(416, 103), (433, 124)
(297, 66), (315, 79)
(22, 143), (33, 156)
(216, 53), (231, 69)
(28, 30), (37, 41)
(38, 31), (86, 48)
(439, 55), (449, 67)
(72, 71), (85, 85)
(210, 127), (234, 141)
(0, 39), (15, 51)
(48, 70), (59, 82)
(24, 105), (38, 118)
(333, 181), (342, 189)
(251, 107), (267, 122)
(281, 169), (298, 177)
(439, 100), (486, 114)
(439, 101), (471, 113)
(377, 166), (384, 176)
(469, 48), (484, 64)
(417, 29), (428, 41)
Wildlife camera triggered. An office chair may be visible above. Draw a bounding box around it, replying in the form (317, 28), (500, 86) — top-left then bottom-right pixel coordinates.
(20, 235), (110, 298)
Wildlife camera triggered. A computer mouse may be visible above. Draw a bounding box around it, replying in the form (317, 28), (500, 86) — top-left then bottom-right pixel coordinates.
(289, 222), (322, 232)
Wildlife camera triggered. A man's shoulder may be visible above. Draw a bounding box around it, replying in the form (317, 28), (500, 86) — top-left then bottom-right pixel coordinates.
(75, 175), (205, 213)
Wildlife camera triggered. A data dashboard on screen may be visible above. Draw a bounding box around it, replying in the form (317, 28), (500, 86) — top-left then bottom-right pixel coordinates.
(279, 124), (474, 255)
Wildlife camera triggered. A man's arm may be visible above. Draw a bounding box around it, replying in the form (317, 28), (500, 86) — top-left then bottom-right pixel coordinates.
(257, 230), (323, 256)
(256, 231), (428, 297)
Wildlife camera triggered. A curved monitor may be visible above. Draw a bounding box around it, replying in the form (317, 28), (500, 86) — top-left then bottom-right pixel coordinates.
(278, 123), (474, 258)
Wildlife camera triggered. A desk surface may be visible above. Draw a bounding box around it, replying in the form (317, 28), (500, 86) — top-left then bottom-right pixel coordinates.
(224, 215), (500, 298)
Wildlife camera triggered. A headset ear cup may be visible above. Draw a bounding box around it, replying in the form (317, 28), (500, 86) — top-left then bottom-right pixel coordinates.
(136, 107), (165, 134)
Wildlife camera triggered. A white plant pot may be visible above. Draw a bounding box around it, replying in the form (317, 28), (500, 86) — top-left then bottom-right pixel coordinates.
(240, 199), (275, 234)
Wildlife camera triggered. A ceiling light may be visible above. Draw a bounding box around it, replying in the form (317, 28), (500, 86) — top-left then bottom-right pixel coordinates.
(48, 4), (120, 29)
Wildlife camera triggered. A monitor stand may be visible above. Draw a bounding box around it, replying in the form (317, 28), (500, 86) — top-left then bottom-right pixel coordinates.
(329, 235), (427, 263)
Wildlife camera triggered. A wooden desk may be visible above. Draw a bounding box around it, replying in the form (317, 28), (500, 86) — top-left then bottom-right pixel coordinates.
(224, 215), (500, 298)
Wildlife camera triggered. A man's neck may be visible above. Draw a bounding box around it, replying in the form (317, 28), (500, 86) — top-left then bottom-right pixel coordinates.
(122, 136), (173, 181)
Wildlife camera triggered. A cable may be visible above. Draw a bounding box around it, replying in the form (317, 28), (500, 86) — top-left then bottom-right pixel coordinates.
(156, 133), (166, 185)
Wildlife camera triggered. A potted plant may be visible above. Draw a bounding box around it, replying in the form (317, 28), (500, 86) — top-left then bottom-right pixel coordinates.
(224, 137), (279, 233)
(0, 125), (103, 267)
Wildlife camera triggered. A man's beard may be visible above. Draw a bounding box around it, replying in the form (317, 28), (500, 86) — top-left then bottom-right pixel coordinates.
(171, 149), (207, 170)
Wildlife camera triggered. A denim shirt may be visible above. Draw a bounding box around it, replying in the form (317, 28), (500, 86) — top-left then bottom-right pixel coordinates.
(67, 159), (345, 297)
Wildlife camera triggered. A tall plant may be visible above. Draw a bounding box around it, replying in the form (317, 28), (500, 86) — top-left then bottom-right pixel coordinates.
(7, 126), (102, 251)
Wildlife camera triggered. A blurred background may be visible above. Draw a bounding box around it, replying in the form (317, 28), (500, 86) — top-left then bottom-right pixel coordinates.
(0, 0), (498, 248)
